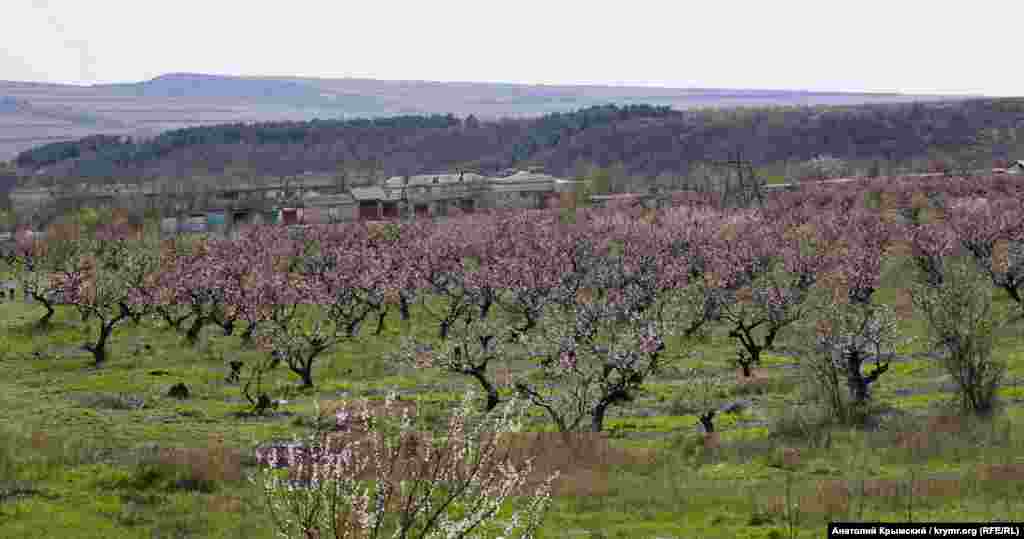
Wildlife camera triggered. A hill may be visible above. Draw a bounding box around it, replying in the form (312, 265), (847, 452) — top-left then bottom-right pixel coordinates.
(11, 99), (1024, 187)
(0, 72), (980, 162)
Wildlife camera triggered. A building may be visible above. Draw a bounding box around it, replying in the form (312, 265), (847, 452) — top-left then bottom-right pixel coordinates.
(9, 169), (588, 234)
(1007, 160), (1024, 175)
(486, 170), (578, 210)
(349, 170), (585, 220)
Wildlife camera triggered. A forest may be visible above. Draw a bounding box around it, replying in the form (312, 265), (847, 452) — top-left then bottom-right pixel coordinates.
(12, 99), (1024, 186)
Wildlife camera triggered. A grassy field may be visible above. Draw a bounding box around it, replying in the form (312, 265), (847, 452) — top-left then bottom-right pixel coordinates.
(2, 253), (1024, 538)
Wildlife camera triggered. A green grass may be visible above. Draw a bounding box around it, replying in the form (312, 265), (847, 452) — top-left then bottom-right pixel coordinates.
(3, 266), (1024, 539)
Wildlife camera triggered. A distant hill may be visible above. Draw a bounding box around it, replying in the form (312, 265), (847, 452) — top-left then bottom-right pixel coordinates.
(0, 72), (983, 162)
(95, 73), (390, 113)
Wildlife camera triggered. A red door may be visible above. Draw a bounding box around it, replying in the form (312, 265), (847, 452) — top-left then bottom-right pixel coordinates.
(282, 209), (299, 226)
(359, 202), (379, 220)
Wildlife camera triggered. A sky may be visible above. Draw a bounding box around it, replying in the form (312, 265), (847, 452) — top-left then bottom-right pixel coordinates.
(2, 0), (1020, 96)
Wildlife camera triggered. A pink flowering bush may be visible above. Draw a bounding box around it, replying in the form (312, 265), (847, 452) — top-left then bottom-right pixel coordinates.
(251, 390), (558, 538)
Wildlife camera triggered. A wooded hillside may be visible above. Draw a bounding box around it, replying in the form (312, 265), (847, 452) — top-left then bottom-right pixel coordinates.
(13, 99), (1024, 186)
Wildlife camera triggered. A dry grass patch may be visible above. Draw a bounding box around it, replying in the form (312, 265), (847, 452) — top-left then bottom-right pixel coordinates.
(886, 413), (969, 452)
(484, 432), (658, 497)
(733, 368), (774, 393)
(207, 494), (243, 514)
(278, 430), (656, 498)
(30, 430), (50, 451)
(702, 432), (721, 451)
(766, 476), (962, 516)
(893, 287), (916, 319)
(155, 435), (244, 484)
(924, 414), (966, 436)
(976, 463), (1024, 482)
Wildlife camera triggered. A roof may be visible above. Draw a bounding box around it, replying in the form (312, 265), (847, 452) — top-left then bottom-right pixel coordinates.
(304, 194), (356, 206)
(590, 193), (647, 200)
(350, 186), (401, 201)
(488, 171), (562, 184)
(383, 172), (486, 188)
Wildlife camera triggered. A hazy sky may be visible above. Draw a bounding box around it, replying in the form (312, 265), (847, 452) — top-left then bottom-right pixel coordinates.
(2, 0), (1020, 96)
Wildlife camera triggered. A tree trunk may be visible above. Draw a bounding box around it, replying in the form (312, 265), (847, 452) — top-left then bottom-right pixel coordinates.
(847, 371), (870, 406)
(87, 321), (115, 367)
(1001, 282), (1021, 308)
(730, 326), (762, 378)
(162, 311), (188, 331)
(479, 293), (494, 320)
(519, 313), (538, 338)
(32, 294), (55, 328)
(185, 316), (205, 345)
(399, 293), (411, 321)
(467, 368), (500, 412)
(374, 305), (388, 336)
(699, 410), (717, 433)
(591, 401), (611, 433)
(242, 321), (257, 343)
(740, 362), (753, 378)
(289, 351), (322, 389)
(298, 368), (314, 389)
(346, 318), (361, 338)
(844, 349), (888, 407)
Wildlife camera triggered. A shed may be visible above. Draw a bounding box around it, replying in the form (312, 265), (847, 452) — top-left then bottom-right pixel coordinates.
(179, 214), (208, 233)
(160, 217), (178, 236)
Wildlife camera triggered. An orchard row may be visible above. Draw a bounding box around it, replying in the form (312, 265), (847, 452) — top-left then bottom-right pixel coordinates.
(5, 174), (1024, 430)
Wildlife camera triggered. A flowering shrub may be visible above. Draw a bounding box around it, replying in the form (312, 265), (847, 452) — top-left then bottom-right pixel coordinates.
(251, 390), (558, 538)
(796, 301), (904, 424)
(909, 256), (1007, 415)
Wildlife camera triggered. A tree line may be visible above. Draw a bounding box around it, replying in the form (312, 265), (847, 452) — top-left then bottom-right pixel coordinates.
(12, 99), (1024, 186)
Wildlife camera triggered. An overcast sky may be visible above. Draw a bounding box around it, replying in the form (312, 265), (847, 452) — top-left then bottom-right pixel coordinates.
(2, 0), (1020, 96)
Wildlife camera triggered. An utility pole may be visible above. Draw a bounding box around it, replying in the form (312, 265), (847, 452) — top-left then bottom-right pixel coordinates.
(708, 148), (764, 208)
(400, 175), (411, 223)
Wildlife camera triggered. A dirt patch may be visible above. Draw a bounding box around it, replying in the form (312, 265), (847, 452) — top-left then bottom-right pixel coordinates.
(765, 473), (964, 516)
(253, 430), (654, 498)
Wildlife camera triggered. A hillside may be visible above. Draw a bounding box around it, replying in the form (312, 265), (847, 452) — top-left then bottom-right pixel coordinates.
(0, 72), (979, 162)
(12, 99), (1024, 186)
